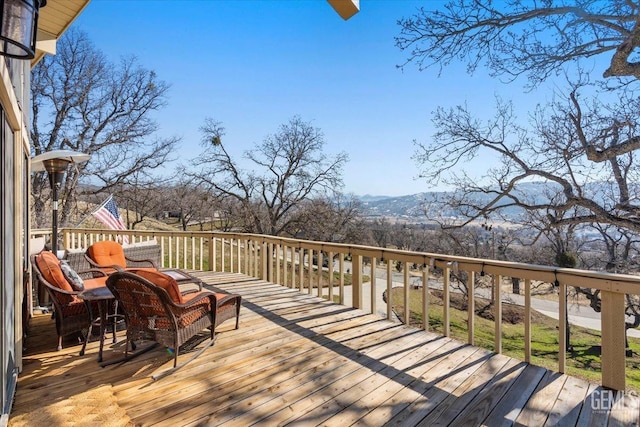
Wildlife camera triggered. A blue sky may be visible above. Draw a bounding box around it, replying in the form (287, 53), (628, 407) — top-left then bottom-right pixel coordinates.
(74, 0), (524, 197)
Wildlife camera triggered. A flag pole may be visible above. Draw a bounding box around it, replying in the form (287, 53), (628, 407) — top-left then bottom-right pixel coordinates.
(73, 194), (113, 228)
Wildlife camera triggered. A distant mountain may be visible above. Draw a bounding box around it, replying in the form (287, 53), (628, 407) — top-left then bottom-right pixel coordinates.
(356, 182), (560, 221)
(357, 194), (395, 203)
(358, 193), (434, 218)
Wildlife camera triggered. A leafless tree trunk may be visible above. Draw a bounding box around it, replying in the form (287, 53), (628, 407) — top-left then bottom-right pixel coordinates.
(31, 28), (177, 228)
(188, 116), (348, 237)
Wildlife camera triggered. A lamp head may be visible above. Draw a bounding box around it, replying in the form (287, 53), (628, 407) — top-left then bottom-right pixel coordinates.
(43, 157), (69, 188)
(0, 0), (47, 59)
(31, 149), (91, 189)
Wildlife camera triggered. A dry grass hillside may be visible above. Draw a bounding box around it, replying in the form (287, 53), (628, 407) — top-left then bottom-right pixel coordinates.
(33, 200), (179, 232)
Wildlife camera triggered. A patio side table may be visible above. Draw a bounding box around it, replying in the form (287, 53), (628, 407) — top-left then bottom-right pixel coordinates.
(78, 286), (121, 363)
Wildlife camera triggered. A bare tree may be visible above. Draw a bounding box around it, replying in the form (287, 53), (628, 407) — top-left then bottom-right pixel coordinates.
(369, 218), (393, 249)
(396, 0), (640, 87)
(401, 1), (640, 350)
(415, 85), (640, 234)
(167, 172), (220, 231)
(189, 116), (349, 236)
(290, 195), (363, 243)
(31, 28), (177, 228)
(114, 174), (167, 230)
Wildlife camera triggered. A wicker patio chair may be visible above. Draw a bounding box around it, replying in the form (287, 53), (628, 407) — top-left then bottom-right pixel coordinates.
(30, 251), (109, 351)
(85, 240), (158, 273)
(105, 270), (241, 379)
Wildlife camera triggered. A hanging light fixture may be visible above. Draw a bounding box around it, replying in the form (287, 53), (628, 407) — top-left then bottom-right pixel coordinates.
(0, 0), (46, 59)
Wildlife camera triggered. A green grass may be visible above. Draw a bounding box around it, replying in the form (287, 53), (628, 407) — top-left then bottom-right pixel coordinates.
(391, 287), (640, 392)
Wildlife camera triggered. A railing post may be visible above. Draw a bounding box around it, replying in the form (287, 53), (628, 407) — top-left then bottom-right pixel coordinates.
(404, 262), (410, 325)
(443, 266), (450, 337)
(328, 251), (334, 301)
(601, 290), (626, 390)
(339, 253), (345, 305)
(268, 242), (274, 283)
(524, 278), (531, 363)
(176, 236), (182, 268)
(494, 274), (502, 354)
(387, 261), (392, 321)
(307, 248), (314, 294)
(317, 250), (323, 298)
(275, 243), (281, 282)
(371, 258), (377, 314)
(559, 282), (566, 374)
(159, 236), (166, 269)
(62, 231), (70, 251)
(261, 241), (268, 280)
(283, 245), (288, 287)
(207, 236), (214, 271)
(243, 239), (248, 274)
(182, 236), (187, 268)
(221, 238), (226, 272)
(253, 241), (258, 278)
(191, 237), (195, 270)
(467, 270), (474, 345)
(199, 237), (204, 270)
(290, 247), (295, 289)
(352, 255), (362, 309)
(298, 248), (304, 292)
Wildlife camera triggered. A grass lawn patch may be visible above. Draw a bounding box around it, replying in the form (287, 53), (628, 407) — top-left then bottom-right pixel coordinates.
(390, 287), (640, 391)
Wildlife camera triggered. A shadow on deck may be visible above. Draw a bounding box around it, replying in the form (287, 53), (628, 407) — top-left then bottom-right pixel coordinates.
(10, 272), (640, 426)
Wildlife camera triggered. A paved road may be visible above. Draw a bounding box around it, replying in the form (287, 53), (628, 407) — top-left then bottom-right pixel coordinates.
(333, 262), (640, 338)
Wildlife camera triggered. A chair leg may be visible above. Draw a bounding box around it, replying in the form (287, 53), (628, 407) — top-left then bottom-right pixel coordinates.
(235, 298), (241, 329)
(57, 335), (63, 351)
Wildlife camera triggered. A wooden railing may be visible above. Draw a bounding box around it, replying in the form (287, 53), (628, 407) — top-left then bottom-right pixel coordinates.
(30, 227), (640, 391)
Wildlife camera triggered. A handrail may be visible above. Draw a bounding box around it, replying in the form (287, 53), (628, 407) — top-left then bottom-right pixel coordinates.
(29, 227), (637, 390)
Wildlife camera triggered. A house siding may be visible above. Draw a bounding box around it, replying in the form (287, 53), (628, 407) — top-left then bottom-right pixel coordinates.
(0, 56), (30, 425)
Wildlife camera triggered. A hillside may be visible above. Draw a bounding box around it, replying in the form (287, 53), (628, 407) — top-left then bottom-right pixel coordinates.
(358, 181), (557, 221)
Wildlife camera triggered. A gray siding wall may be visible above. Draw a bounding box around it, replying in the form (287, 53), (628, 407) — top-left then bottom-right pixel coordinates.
(1, 56), (29, 424)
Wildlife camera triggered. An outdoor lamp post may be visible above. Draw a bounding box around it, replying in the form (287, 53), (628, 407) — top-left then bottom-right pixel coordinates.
(0, 0), (47, 59)
(31, 149), (90, 256)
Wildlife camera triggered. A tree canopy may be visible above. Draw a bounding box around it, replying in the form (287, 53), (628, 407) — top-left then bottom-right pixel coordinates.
(31, 28), (177, 228)
(396, 0), (640, 87)
(401, 1), (640, 332)
(188, 116), (349, 237)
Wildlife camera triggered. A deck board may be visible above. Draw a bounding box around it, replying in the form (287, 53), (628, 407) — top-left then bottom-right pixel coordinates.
(10, 271), (640, 427)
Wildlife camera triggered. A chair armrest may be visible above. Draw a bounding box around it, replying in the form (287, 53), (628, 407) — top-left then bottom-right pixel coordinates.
(124, 256), (157, 269)
(168, 290), (215, 309)
(37, 276), (83, 308)
(77, 269), (109, 280)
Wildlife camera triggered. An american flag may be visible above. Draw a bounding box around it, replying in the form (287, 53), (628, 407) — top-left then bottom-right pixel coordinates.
(92, 195), (129, 244)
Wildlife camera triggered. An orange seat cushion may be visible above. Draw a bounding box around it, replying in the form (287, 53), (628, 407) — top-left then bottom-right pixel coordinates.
(88, 241), (126, 268)
(83, 276), (108, 290)
(129, 269), (184, 304)
(35, 251), (73, 293)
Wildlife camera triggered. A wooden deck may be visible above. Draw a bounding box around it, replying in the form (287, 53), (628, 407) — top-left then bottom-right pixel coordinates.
(10, 271), (640, 426)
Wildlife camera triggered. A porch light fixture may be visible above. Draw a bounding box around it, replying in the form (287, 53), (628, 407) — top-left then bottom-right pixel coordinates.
(0, 0), (46, 59)
(31, 149), (90, 255)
